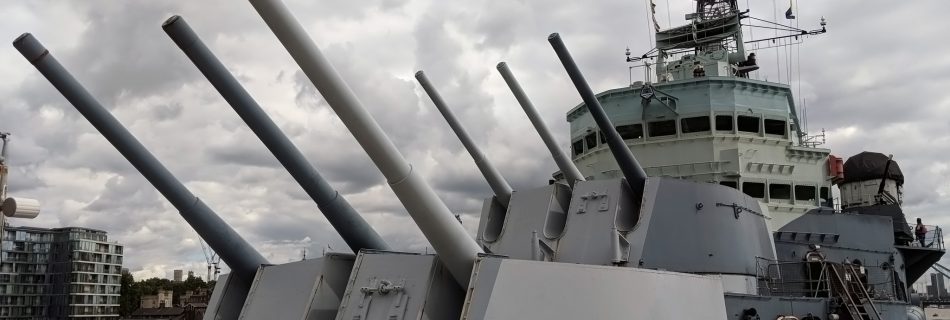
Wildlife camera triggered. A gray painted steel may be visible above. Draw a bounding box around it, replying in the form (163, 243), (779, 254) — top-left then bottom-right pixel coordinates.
(162, 16), (389, 252)
(547, 33), (648, 200)
(12, 33), (266, 319)
(631, 178), (775, 275)
(204, 274), (248, 320)
(775, 210), (910, 297)
(553, 179), (639, 265)
(335, 251), (464, 320)
(461, 257), (728, 319)
(723, 294), (826, 320)
(415, 71), (513, 205)
(238, 254), (355, 320)
(723, 294), (916, 320)
(475, 184), (571, 260)
(496, 62), (585, 186)
(248, 0), (482, 287)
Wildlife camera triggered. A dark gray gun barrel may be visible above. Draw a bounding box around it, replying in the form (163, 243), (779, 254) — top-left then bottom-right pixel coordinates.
(496, 62), (586, 186)
(12, 33), (267, 315)
(547, 33), (648, 197)
(162, 15), (389, 252)
(248, 0), (483, 287)
(415, 71), (513, 205)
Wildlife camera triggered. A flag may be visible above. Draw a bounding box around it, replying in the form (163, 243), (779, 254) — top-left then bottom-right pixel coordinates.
(785, 0), (796, 19)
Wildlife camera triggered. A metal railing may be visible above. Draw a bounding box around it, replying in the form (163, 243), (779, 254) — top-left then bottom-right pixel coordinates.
(909, 224), (944, 249)
(756, 257), (900, 301)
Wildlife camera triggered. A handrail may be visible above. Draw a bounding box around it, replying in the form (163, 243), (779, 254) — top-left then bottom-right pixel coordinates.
(909, 224), (944, 249)
(756, 258), (899, 301)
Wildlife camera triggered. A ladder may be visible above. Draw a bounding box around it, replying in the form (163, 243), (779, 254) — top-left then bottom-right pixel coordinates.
(827, 263), (881, 320)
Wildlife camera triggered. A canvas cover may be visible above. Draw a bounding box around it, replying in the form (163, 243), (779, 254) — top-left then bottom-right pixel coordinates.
(842, 151), (904, 185)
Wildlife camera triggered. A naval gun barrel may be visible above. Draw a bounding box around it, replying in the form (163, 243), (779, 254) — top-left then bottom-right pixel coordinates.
(247, 0), (482, 287)
(547, 33), (648, 197)
(414, 71), (513, 205)
(496, 62), (586, 186)
(162, 16), (389, 252)
(12, 33), (267, 282)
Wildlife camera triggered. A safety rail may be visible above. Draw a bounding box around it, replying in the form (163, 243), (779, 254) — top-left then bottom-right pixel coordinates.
(756, 258), (900, 301)
(909, 224), (944, 249)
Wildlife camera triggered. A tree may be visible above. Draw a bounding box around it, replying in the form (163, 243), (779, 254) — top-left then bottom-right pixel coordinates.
(118, 271), (137, 316)
(119, 273), (212, 314)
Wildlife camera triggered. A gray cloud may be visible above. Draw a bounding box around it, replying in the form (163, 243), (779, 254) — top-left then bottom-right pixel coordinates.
(2, 0), (949, 280)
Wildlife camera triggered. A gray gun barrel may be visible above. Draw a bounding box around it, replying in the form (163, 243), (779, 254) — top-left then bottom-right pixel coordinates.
(496, 62), (586, 186)
(13, 33), (267, 300)
(247, 0), (482, 287)
(162, 16), (389, 252)
(415, 71), (513, 205)
(547, 33), (648, 197)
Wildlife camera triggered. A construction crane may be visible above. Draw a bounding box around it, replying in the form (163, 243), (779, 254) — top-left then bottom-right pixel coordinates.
(199, 237), (221, 282)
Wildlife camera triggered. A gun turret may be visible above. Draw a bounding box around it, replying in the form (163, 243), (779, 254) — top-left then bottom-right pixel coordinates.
(162, 16), (389, 252)
(247, 0), (482, 287)
(547, 33), (648, 200)
(13, 33), (267, 316)
(496, 62), (586, 186)
(415, 71), (513, 206)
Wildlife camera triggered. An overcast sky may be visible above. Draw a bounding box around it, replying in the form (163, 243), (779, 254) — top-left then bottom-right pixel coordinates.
(1, 0), (949, 281)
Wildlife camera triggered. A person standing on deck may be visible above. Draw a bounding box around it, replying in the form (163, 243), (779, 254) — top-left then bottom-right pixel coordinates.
(916, 218), (928, 247)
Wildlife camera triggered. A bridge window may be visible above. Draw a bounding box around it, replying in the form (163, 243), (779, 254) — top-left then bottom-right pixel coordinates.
(769, 183), (791, 200)
(715, 115), (733, 131)
(617, 124), (644, 140)
(584, 133), (598, 150)
(572, 139), (584, 156)
(742, 182), (765, 198)
(719, 181), (738, 189)
(648, 120), (676, 137)
(737, 116), (760, 133)
(795, 185), (816, 201)
(599, 131), (606, 144)
(681, 116), (711, 133)
(764, 119), (787, 136)
(820, 187), (829, 200)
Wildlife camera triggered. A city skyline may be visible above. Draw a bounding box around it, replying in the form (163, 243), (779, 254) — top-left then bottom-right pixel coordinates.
(1, 0), (949, 279)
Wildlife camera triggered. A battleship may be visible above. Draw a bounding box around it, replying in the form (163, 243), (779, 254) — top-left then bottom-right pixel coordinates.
(9, 0), (946, 319)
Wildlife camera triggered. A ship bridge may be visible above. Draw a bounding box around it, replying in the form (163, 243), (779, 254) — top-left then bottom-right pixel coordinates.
(565, 0), (832, 229)
(566, 76), (831, 229)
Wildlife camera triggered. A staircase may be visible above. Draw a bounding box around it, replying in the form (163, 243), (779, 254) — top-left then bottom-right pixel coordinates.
(827, 263), (880, 320)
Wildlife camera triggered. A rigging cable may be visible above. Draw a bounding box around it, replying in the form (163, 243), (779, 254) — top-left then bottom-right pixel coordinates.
(795, 0), (808, 134)
(772, 0), (781, 84)
(644, 0), (656, 83)
(745, 0), (757, 80)
(666, 0), (672, 28)
(644, 0), (655, 45)
(745, 24), (801, 33)
(748, 16), (807, 32)
(786, 34), (792, 87)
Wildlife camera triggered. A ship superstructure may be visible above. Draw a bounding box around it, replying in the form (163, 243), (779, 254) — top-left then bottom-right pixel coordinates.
(10, 0), (946, 319)
(568, 0), (830, 229)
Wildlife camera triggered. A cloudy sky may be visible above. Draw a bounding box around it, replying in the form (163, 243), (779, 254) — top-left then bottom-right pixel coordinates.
(1, 0), (948, 281)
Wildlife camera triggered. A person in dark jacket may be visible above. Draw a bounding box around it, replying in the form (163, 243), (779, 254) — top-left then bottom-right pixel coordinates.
(916, 218), (929, 247)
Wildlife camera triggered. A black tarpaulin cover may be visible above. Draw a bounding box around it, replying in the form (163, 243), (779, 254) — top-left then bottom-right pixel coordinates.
(842, 151), (904, 185)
